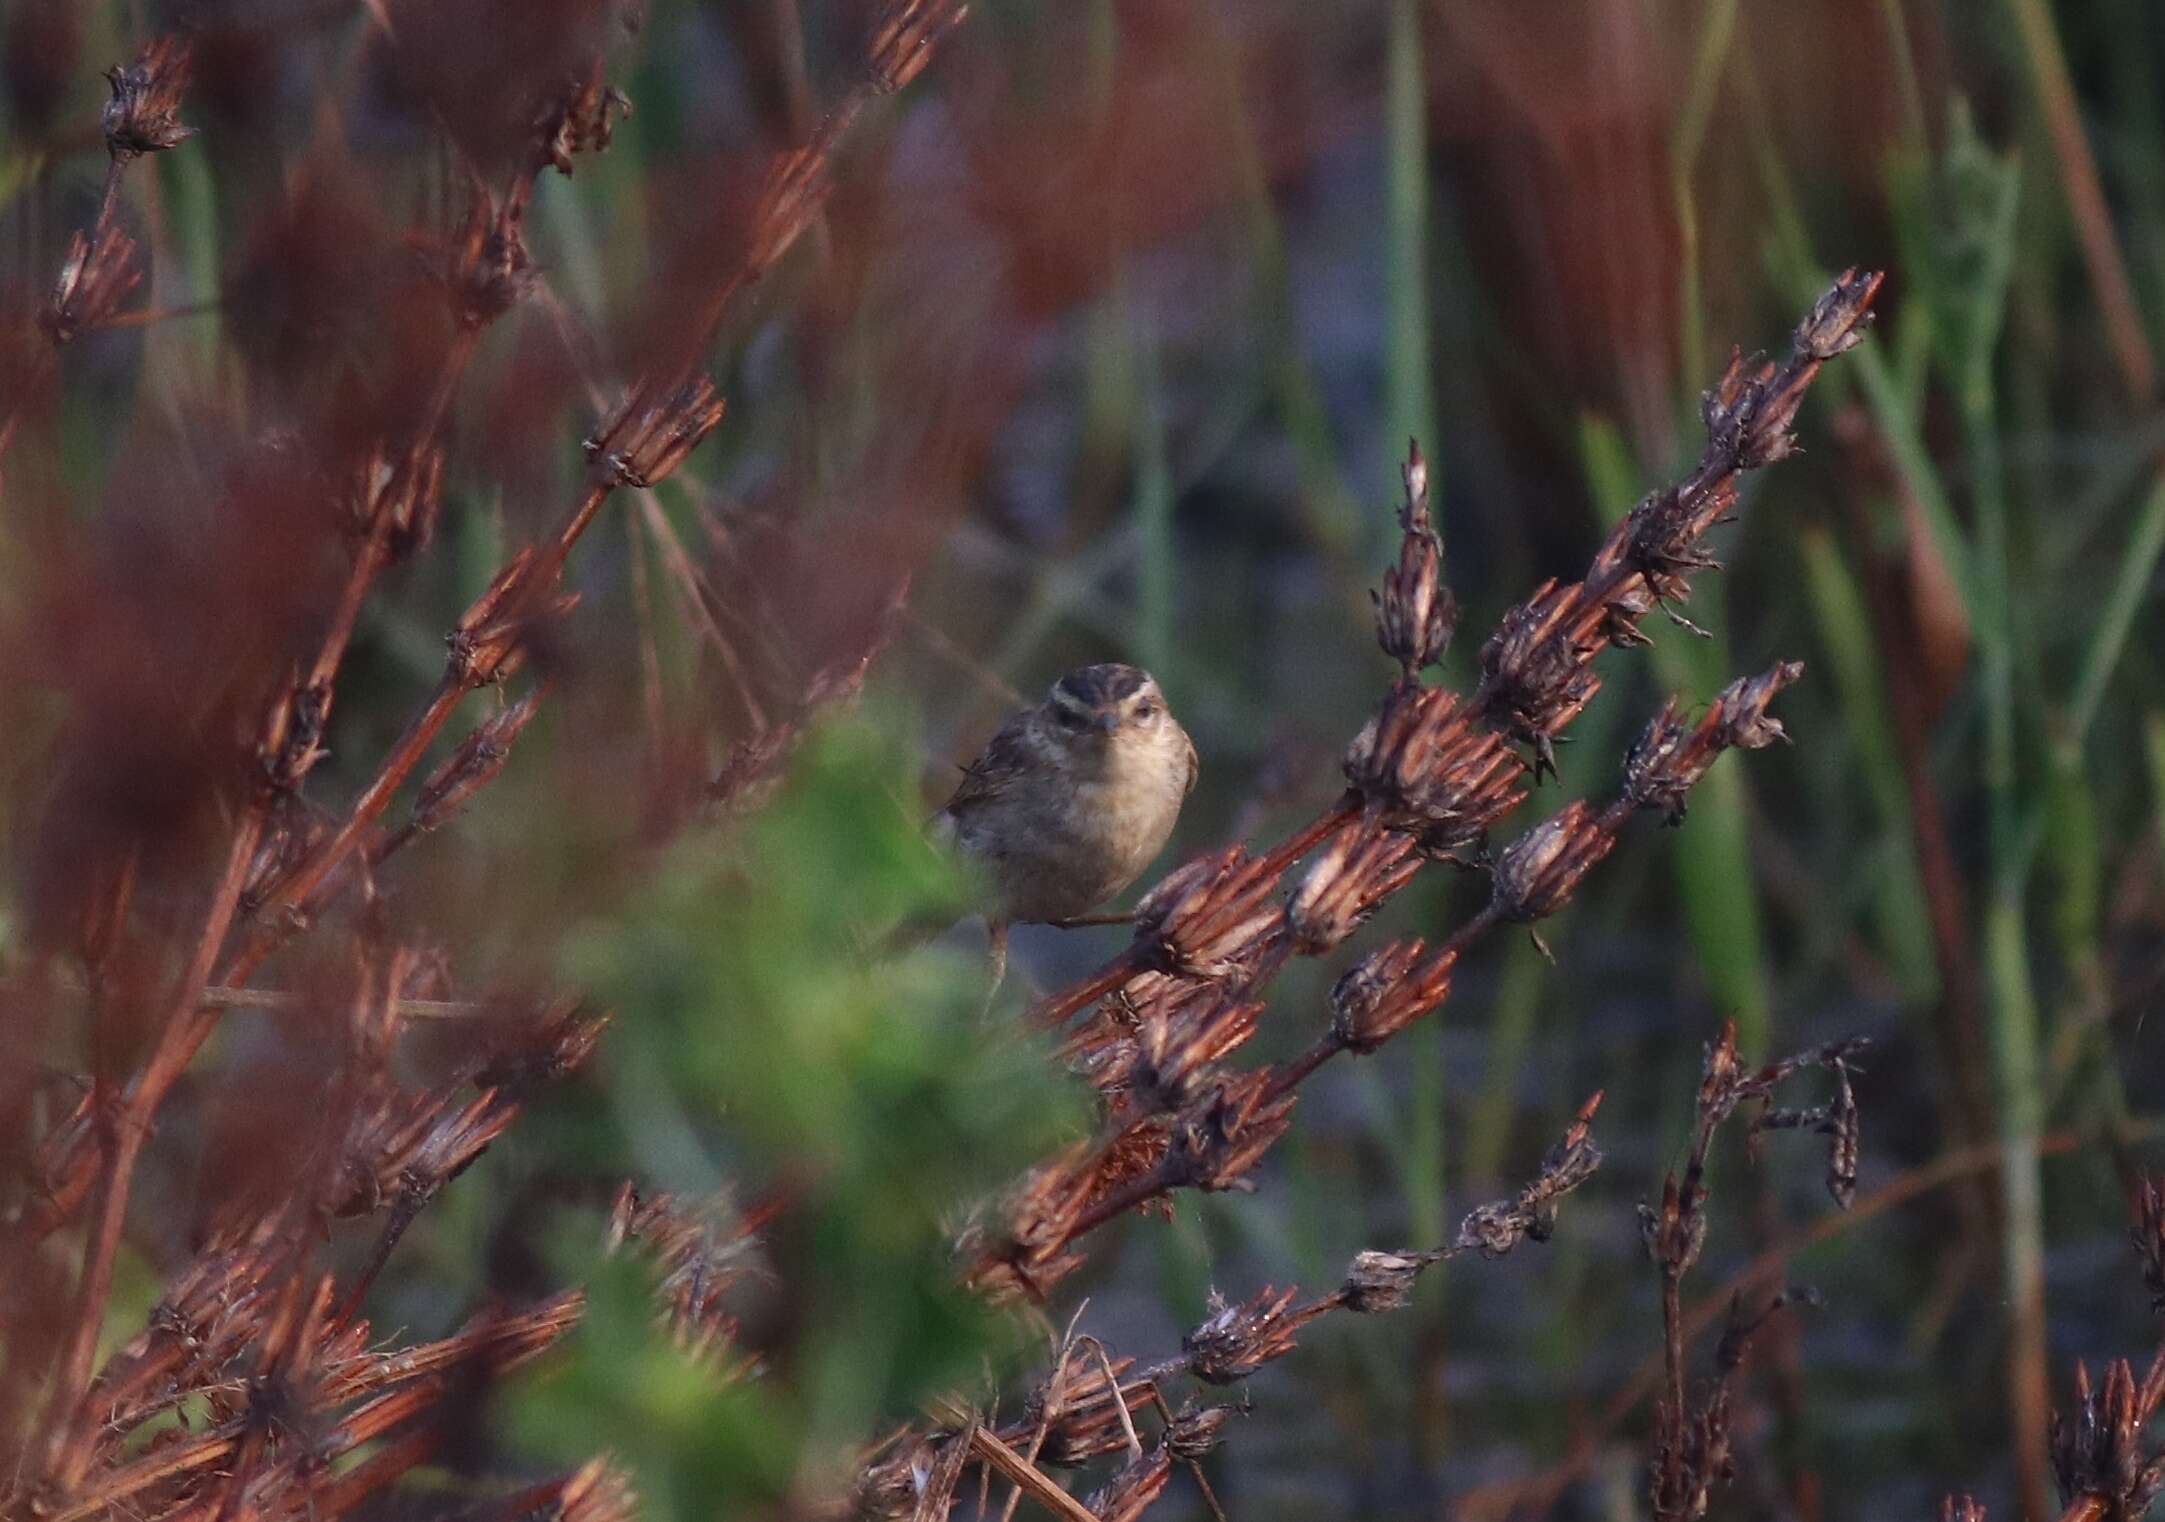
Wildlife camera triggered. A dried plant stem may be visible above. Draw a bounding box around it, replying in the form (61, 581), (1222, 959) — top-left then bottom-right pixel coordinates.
(225, 480), (610, 979)
(312, 329), (482, 694)
(26, 320), (491, 1306)
(966, 1427), (1103, 1522)
(47, 807), (264, 1487)
(1262, 906), (1494, 1101)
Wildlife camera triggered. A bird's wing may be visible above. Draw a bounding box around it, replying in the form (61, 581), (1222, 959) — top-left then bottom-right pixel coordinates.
(1180, 729), (1199, 797)
(940, 710), (1037, 819)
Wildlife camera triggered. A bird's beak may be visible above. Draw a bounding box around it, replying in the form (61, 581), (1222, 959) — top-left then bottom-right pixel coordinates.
(1093, 710), (1120, 735)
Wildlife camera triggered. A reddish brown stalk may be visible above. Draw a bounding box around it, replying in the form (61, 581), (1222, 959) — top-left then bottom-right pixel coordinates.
(221, 0), (964, 971)
(27, 295), (495, 1272)
(21, 0), (973, 1269)
(1022, 275), (1880, 1047)
(982, 662), (1810, 1290)
(872, 1096), (1606, 1517)
(44, 801), (264, 1487)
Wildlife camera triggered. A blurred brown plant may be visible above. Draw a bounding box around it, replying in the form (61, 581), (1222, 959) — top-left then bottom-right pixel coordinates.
(0, 5), (971, 1520)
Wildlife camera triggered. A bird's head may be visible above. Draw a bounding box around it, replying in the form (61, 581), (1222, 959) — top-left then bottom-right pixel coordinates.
(1041, 663), (1178, 757)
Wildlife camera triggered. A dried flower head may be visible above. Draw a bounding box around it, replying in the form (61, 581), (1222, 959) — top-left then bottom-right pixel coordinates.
(1374, 438), (1457, 676)
(102, 36), (192, 159)
(1088, 1448), (1173, 1522)
(43, 224), (139, 345)
(443, 189), (536, 330)
(585, 375), (728, 490)
(1343, 682), (1525, 853)
(1286, 817), (1419, 953)
(346, 444), (447, 562)
(1476, 579), (1604, 778)
(1110, 995), (1263, 1114)
(1326, 939), (1455, 1055)
(2135, 1175), (2165, 1313)
(1490, 800), (1618, 925)
(1129, 847), (1284, 980)
(1624, 664), (1801, 823)
(2050, 1358), (2165, 1522)
(1183, 1285), (1310, 1384)
(605, 1185), (763, 1366)
(1340, 1249), (1435, 1315)
(1453, 1091), (1604, 1256)
(407, 691), (545, 839)
(535, 75), (632, 176)
(1158, 1071), (1297, 1195)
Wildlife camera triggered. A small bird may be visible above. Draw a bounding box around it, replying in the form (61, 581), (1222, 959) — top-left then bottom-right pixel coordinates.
(937, 663), (1196, 989)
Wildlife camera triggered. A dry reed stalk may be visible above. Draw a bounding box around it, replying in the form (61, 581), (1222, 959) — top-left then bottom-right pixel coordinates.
(963, 273), (1881, 1299)
(1642, 1023), (1866, 1522)
(859, 1095), (1607, 1520)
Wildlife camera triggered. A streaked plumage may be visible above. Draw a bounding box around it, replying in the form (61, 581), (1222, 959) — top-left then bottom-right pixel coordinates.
(938, 663), (1196, 926)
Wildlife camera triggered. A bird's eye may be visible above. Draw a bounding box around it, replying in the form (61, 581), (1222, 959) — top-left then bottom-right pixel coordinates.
(1134, 701), (1160, 721)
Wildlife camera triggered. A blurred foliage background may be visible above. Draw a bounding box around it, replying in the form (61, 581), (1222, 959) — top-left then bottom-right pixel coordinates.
(6, 1), (2165, 1520)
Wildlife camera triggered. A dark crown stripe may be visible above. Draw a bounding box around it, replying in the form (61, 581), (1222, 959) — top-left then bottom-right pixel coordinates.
(1056, 664), (1148, 708)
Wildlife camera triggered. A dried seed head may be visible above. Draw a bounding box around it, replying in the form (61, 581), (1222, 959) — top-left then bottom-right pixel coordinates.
(535, 75), (632, 176)
(449, 548), (583, 686)
(2050, 1357), (2165, 1522)
(1697, 271), (1881, 476)
(1286, 818), (1418, 953)
(1825, 1060), (1861, 1209)
(445, 189), (535, 329)
(1452, 1091), (1604, 1256)
(1713, 1288), (1819, 1375)
(1613, 481), (1729, 631)
(1640, 1173), (1709, 1276)
(1624, 661), (1804, 823)
(43, 224), (138, 345)
(1018, 1349), (1140, 1466)
(1162, 1399), (1234, 1462)
(1794, 267), (1884, 361)
(1159, 1072), (1297, 1195)
(546, 1459), (640, 1522)
(968, 1145), (1097, 1296)
(1114, 996), (1262, 1112)
(1183, 1285), (1306, 1384)
(605, 1185), (762, 1365)
(410, 690), (545, 837)
(1341, 1249), (1433, 1314)
(1476, 579), (1602, 779)
(473, 1004), (610, 1090)
(746, 140), (837, 278)
(1088, 1450), (1173, 1522)
(348, 444), (447, 561)
(102, 36), (192, 159)
(1326, 940), (1455, 1055)
(1130, 848), (1284, 980)
(1344, 683), (1526, 853)
(1943, 1496), (1988, 1522)
(585, 375), (727, 489)
(1489, 800), (1617, 924)
(1374, 438), (1457, 676)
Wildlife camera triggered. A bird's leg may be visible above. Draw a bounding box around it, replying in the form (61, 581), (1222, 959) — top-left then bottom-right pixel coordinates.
(980, 918), (1010, 1018)
(1044, 911), (1136, 929)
